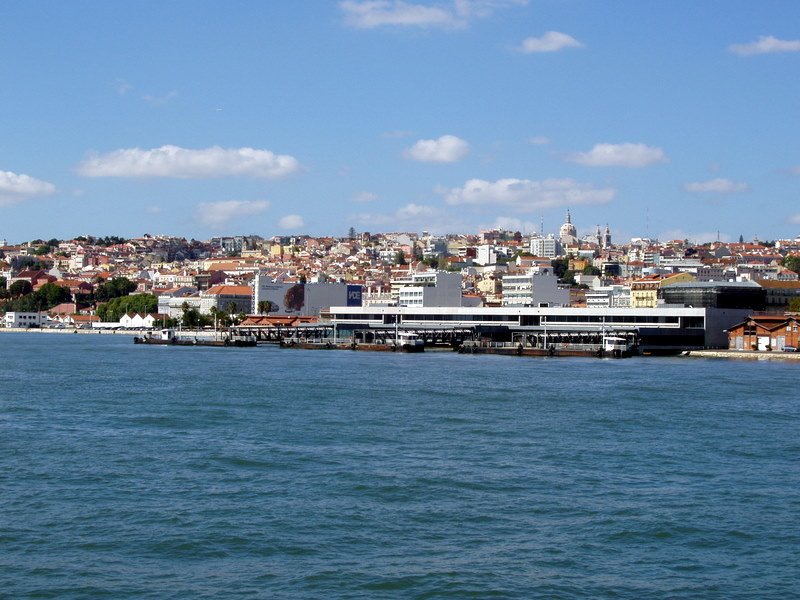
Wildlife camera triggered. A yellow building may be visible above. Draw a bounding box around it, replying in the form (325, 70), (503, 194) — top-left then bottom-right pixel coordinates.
(630, 272), (695, 308)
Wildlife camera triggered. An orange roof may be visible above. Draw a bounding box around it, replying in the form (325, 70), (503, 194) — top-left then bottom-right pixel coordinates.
(204, 285), (253, 296)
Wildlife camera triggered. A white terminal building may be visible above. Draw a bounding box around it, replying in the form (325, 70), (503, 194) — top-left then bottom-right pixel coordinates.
(501, 269), (569, 307)
(391, 271), (462, 307)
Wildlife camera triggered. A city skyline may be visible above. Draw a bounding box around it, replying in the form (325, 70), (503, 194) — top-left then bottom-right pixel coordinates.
(2, 1), (800, 243)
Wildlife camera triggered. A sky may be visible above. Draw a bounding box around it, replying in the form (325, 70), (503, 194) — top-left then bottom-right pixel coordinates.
(1, 0), (800, 244)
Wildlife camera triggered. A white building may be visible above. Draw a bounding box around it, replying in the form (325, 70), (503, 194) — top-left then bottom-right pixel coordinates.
(476, 245), (497, 266)
(392, 271), (462, 307)
(501, 270), (569, 307)
(585, 285), (632, 308)
(4, 311), (49, 328)
(529, 234), (559, 258)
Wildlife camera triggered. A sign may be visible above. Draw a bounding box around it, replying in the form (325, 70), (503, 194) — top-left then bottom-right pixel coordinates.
(346, 284), (363, 307)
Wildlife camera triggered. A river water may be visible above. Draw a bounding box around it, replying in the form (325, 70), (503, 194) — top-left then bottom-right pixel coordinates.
(1, 332), (798, 598)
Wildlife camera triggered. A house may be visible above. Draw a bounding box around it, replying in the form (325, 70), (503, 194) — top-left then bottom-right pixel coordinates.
(630, 272), (695, 308)
(119, 313), (160, 328)
(727, 315), (800, 351)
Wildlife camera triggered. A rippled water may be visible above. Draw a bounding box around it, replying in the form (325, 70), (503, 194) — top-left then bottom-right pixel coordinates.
(1, 332), (799, 598)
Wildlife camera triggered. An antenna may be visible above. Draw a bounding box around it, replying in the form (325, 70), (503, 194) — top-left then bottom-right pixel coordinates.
(540, 215), (544, 236)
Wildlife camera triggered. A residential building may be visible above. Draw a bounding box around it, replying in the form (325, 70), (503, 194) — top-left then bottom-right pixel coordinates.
(392, 270), (462, 307)
(501, 270), (569, 307)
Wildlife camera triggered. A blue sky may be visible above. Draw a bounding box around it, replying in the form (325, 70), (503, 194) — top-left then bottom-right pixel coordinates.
(1, 1), (799, 244)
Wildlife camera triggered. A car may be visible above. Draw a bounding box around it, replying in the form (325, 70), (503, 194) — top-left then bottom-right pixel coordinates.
(782, 346), (797, 352)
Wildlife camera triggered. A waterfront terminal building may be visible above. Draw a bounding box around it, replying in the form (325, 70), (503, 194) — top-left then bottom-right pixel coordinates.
(326, 305), (751, 353)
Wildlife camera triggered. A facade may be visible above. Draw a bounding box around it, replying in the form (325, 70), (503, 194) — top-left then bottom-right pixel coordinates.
(4, 311), (49, 328)
(393, 270), (462, 307)
(630, 273), (695, 308)
(254, 274), (361, 316)
(585, 285), (631, 308)
(529, 234), (559, 258)
(756, 280), (800, 312)
(327, 305), (751, 350)
(203, 284), (253, 315)
(727, 315), (800, 351)
(501, 270), (569, 307)
(660, 281), (766, 311)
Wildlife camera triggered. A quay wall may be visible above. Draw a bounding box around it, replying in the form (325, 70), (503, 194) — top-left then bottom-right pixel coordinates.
(687, 349), (800, 361)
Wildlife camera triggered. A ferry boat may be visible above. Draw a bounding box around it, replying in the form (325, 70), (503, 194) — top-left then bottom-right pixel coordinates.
(133, 329), (256, 347)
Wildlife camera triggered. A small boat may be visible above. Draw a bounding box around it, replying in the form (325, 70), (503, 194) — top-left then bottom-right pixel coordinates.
(396, 331), (425, 353)
(133, 329), (256, 347)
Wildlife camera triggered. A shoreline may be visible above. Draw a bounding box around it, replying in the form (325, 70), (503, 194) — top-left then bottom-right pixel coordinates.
(686, 349), (800, 361)
(3, 328), (799, 361)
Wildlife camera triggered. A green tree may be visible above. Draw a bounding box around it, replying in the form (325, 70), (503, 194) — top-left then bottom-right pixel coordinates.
(0, 276), (6, 290)
(582, 265), (602, 276)
(551, 257), (569, 279)
(9, 280), (33, 298)
(395, 250), (407, 265)
(348, 226), (356, 240)
(35, 283), (72, 308)
(782, 255), (800, 275)
(95, 277), (137, 302)
(257, 300), (270, 315)
(789, 298), (800, 313)
(97, 294), (158, 322)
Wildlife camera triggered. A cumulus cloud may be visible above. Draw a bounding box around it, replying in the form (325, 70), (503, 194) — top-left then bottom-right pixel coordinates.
(115, 78), (133, 96)
(517, 31), (583, 53)
(405, 135), (470, 163)
(568, 143), (668, 168)
(729, 35), (800, 56)
(340, 0), (525, 30)
(441, 177), (615, 212)
(0, 170), (56, 206)
(77, 145), (301, 179)
(353, 191), (380, 203)
(278, 214), (305, 230)
(684, 178), (750, 193)
(195, 200), (270, 227)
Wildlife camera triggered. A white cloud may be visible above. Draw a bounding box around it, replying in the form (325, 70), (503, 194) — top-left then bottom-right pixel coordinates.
(340, 0), (525, 30)
(568, 143), (668, 168)
(789, 166), (800, 176)
(278, 214), (305, 230)
(115, 78), (133, 96)
(195, 200), (270, 227)
(441, 177), (615, 212)
(684, 178), (750, 193)
(352, 202), (462, 232)
(142, 90), (178, 105)
(146, 206), (162, 214)
(528, 136), (551, 145)
(517, 31), (583, 53)
(729, 35), (800, 56)
(77, 145), (301, 179)
(0, 170), (56, 206)
(405, 135), (470, 163)
(789, 214), (800, 225)
(353, 191), (380, 203)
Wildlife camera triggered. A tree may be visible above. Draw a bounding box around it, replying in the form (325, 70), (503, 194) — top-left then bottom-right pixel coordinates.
(789, 298), (800, 313)
(0, 276), (6, 291)
(97, 294), (158, 322)
(257, 300), (270, 315)
(782, 255), (800, 275)
(9, 280), (33, 298)
(94, 277), (137, 302)
(582, 265), (602, 276)
(35, 283), (71, 308)
(551, 257), (569, 280)
(348, 226), (356, 240)
(739, 234), (744, 244)
(395, 250), (407, 265)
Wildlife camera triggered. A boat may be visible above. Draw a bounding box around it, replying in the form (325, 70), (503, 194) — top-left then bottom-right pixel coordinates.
(396, 331), (425, 352)
(133, 328), (256, 347)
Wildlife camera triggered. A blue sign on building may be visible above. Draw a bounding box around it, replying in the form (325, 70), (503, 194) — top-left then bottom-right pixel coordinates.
(346, 284), (363, 307)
